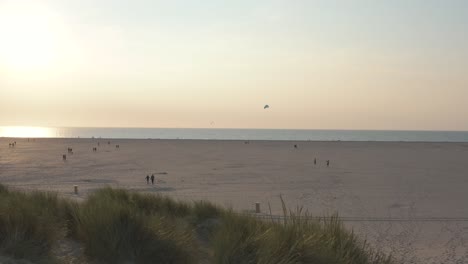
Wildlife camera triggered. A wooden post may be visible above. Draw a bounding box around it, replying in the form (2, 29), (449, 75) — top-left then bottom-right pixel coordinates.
(74, 185), (78, 194)
(255, 202), (261, 213)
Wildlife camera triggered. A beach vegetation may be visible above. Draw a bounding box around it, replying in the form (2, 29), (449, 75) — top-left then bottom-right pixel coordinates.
(0, 188), (65, 263)
(0, 184), (393, 264)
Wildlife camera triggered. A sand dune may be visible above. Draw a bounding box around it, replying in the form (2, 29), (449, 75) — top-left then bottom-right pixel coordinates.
(1, 138), (468, 263)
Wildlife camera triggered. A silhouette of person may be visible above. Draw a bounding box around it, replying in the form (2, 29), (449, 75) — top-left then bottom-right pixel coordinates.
(146, 175), (150, 184)
(326, 160), (330, 167)
(150, 174), (155, 185)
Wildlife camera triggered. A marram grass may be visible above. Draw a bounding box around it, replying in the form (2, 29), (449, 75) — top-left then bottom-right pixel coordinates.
(0, 184), (393, 264)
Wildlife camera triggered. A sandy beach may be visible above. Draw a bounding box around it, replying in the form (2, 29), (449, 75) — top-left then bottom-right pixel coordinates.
(1, 138), (468, 263)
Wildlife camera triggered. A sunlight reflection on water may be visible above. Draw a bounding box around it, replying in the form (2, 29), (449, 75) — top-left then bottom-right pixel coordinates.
(0, 126), (54, 138)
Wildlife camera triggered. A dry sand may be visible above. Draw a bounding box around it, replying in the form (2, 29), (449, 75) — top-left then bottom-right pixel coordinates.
(1, 138), (468, 263)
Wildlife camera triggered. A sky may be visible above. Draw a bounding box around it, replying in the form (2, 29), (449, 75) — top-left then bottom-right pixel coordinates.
(1, 0), (467, 130)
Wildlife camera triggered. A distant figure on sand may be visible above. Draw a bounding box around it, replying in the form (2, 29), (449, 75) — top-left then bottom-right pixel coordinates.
(146, 175), (150, 184)
(151, 174), (155, 185)
(62, 154), (67, 161)
(326, 160), (330, 167)
(294, 144), (298, 149)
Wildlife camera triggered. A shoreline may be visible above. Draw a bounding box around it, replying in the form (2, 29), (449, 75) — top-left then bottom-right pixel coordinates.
(4, 136), (468, 144)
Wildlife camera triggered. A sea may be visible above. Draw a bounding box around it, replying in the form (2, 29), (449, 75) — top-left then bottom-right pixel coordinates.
(1, 126), (468, 142)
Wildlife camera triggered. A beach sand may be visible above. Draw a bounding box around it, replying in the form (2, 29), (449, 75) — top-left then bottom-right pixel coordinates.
(1, 138), (468, 263)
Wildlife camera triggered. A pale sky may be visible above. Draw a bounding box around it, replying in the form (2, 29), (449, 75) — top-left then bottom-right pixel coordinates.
(1, 0), (467, 130)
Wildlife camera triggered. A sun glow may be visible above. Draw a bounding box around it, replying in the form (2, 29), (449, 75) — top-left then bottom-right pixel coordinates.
(0, 126), (54, 138)
(0, 1), (64, 72)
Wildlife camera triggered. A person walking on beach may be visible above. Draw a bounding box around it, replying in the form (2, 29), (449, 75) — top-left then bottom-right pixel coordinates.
(150, 174), (155, 185)
(146, 175), (150, 184)
(326, 160), (330, 167)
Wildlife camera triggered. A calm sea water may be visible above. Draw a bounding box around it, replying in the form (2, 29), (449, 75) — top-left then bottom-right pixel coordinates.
(1, 127), (468, 142)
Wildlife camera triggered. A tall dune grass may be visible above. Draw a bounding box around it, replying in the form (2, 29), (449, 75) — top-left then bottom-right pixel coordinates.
(0, 184), (393, 264)
(0, 187), (65, 263)
(70, 188), (197, 263)
(212, 197), (392, 264)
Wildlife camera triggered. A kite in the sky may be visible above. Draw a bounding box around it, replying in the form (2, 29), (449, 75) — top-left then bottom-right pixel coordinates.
(264, 104), (269, 109)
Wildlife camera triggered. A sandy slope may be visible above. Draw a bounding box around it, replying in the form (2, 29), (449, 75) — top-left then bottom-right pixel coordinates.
(1, 138), (468, 263)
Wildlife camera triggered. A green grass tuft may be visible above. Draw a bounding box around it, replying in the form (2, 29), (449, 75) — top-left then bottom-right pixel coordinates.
(192, 200), (222, 222)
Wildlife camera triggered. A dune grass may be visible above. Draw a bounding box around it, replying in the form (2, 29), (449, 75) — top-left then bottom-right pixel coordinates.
(71, 188), (196, 263)
(0, 187), (66, 263)
(0, 184), (393, 264)
(212, 207), (392, 264)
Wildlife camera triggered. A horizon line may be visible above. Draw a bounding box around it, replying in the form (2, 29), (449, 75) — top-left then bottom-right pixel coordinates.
(1, 126), (468, 133)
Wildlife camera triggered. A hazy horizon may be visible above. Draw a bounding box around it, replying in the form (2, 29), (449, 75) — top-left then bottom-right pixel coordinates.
(1, 0), (468, 130)
(3, 125), (468, 132)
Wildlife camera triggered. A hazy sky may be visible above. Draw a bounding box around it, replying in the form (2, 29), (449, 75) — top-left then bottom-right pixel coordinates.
(1, 0), (467, 130)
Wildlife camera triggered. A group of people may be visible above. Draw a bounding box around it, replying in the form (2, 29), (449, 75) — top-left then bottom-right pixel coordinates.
(146, 174), (155, 185)
(8, 141), (16, 147)
(92, 142), (119, 152)
(293, 145), (330, 167)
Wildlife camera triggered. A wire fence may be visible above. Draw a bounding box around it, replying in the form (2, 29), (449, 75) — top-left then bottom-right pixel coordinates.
(243, 213), (468, 222)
